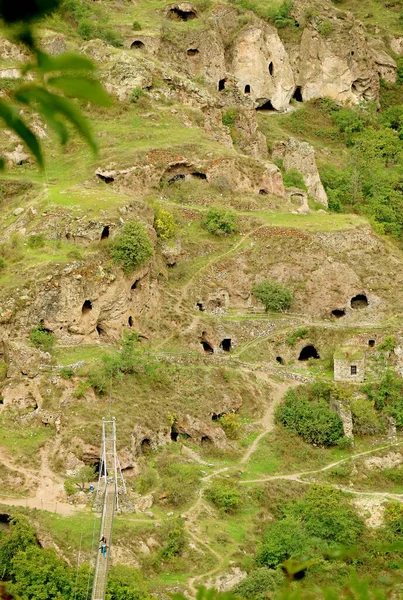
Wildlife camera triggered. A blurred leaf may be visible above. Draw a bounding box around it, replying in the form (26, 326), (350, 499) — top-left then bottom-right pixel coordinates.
(0, 99), (43, 167)
(35, 51), (96, 74)
(48, 76), (111, 106)
(0, 157), (4, 170)
(0, 0), (61, 23)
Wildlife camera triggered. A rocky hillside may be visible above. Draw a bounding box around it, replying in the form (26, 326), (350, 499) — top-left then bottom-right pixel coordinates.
(1, 0), (403, 598)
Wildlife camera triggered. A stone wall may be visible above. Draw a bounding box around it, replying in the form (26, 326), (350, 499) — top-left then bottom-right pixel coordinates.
(334, 356), (366, 383)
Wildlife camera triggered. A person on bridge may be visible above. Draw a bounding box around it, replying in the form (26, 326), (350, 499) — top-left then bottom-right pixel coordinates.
(100, 535), (107, 543)
(99, 542), (109, 558)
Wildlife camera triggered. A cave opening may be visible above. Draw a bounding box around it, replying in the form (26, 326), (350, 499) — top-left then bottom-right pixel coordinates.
(131, 279), (140, 290)
(256, 99), (275, 111)
(187, 48), (199, 56)
(141, 438), (151, 453)
(201, 435), (212, 445)
(244, 84), (251, 94)
(220, 338), (232, 352)
(90, 459), (102, 475)
(168, 173), (186, 184)
(192, 172), (207, 179)
(128, 316), (133, 327)
(196, 302), (205, 311)
(268, 62), (274, 76)
(298, 345), (320, 361)
(96, 324), (104, 336)
(351, 294), (368, 309)
(170, 426), (179, 442)
(368, 339), (375, 347)
(259, 189), (268, 195)
(332, 309), (345, 318)
(168, 7), (197, 20)
(201, 341), (214, 354)
(101, 225), (109, 240)
(96, 173), (114, 184)
(82, 300), (92, 314)
(218, 78), (227, 91)
(293, 86), (303, 102)
(0, 514), (10, 528)
(212, 412), (225, 421)
(276, 356), (284, 365)
(131, 40), (145, 49)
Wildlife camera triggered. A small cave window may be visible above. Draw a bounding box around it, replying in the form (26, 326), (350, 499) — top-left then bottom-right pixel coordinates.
(351, 365), (357, 375)
(350, 50), (355, 56)
(218, 78), (227, 91)
(128, 316), (133, 327)
(201, 435), (212, 445)
(66, 232), (71, 240)
(276, 356), (284, 365)
(131, 279), (140, 290)
(0, 514), (10, 528)
(220, 338), (231, 352)
(168, 7), (197, 20)
(244, 84), (251, 94)
(256, 99), (275, 112)
(96, 324), (104, 336)
(191, 172), (207, 179)
(298, 345), (320, 361)
(259, 189), (268, 195)
(90, 459), (102, 475)
(101, 225), (109, 240)
(268, 62), (274, 76)
(131, 40), (145, 49)
(212, 412), (225, 421)
(332, 309), (345, 318)
(201, 341), (214, 354)
(170, 426), (179, 442)
(96, 173), (114, 184)
(293, 86), (303, 102)
(187, 48), (199, 56)
(141, 438), (151, 453)
(351, 294), (368, 309)
(196, 302), (205, 311)
(168, 173), (186, 184)
(368, 339), (375, 347)
(82, 300), (92, 314)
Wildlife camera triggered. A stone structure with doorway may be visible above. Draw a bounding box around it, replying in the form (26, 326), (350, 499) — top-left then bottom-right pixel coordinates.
(334, 346), (366, 382)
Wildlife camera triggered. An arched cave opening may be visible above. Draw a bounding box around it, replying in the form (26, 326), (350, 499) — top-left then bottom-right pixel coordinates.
(141, 438), (151, 453)
(191, 172), (207, 179)
(168, 6), (197, 20)
(298, 345), (320, 361)
(82, 300), (92, 314)
(368, 339), (376, 347)
(168, 173), (186, 184)
(101, 225), (109, 240)
(170, 426), (179, 442)
(39, 319), (53, 333)
(0, 514), (10, 528)
(201, 435), (212, 446)
(131, 279), (140, 290)
(351, 294), (368, 309)
(244, 84), (251, 94)
(332, 309), (345, 318)
(220, 338), (232, 352)
(187, 48), (199, 56)
(268, 62), (274, 76)
(128, 316), (133, 327)
(218, 78), (227, 91)
(259, 189), (268, 195)
(201, 341), (214, 354)
(256, 99), (275, 112)
(293, 86), (303, 102)
(96, 323), (105, 336)
(131, 40), (145, 49)
(90, 459), (102, 475)
(212, 412), (225, 421)
(276, 356), (284, 365)
(196, 302), (205, 311)
(96, 173), (114, 184)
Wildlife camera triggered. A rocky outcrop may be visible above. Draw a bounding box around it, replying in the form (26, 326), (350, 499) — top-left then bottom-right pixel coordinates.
(175, 414), (232, 450)
(273, 138), (327, 206)
(368, 39), (397, 83)
(229, 23), (295, 111)
(205, 157), (285, 197)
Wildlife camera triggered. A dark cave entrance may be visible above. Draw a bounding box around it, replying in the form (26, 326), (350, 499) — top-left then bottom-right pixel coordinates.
(131, 279), (140, 290)
(293, 86), (303, 102)
(170, 426), (179, 442)
(187, 48), (200, 56)
(90, 459), (102, 475)
(82, 300), (92, 314)
(276, 356), (284, 365)
(201, 435), (212, 446)
(168, 7), (197, 20)
(141, 438), (151, 453)
(298, 345), (320, 361)
(192, 172), (207, 180)
(351, 294), (368, 309)
(131, 40), (145, 49)
(268, 62), (274, 76)
(332, 309), (345, 318)
(220, 338), (232, 352)
(201, 341), (214, 354)
(96, 323), (105, 336)
(256, 99), (275, 112)
(196, 302), (205, 311)
(96, 173), (114, 184)
(101, 225), (109, 240)
(168, 173), (186, 184)
(218, 78), (227, 91)
(244, 84), (251, 94)
(368, 339), (375, 347)
(128, 316), (133, 327)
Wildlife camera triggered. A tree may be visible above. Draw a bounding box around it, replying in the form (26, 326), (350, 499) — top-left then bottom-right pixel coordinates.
(111, 221), (154, 273)
(203, 207), (237, 236)
(252, 280), (293, 312)
(0, 0), (110, 169)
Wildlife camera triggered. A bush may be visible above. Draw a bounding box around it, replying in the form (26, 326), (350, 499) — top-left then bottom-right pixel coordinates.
(378, 335), (396, 352)
(255, 518), (307, 568)
(159, 519), (186, 559)
(282, 168), (307, 190)
(27, 234), (45, 249)
(219, 413), (241, 440)
(60, 367), (74, 379)
(131, 87), (144, 103)
(154, 209), (176, 240)
(29, 324), (55, 352)
(276, 389), (344, 446)
(350, 398), (381, 435)
(158, 459), (201, 507)
(384, 502), (403, 536)
(269, 0), (296, 27)
(233, 568), (283, 599)
(222, 109), (237, 127)
(0, 360), (7, 381)
(67, 248), (83, 260)
(252, 280), (293, 312)
(132, 20), (142, 30)
(0, 257), (5, 271)
(203, 207), (237, 236)
(205, 479), (242, 513)
(111, 221), (154, 273)
(286, 327), (308, 346)
(318, 19), (334, 37)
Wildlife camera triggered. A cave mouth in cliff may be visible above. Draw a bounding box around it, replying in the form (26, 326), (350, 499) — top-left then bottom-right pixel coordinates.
(96, 173), (114, 184)
(170, 426), (179, 441)
(218, 78), (227, 91)
(201, 341), (214, 354)
(276, 356), (284, 365)
(268, 62), (274, 76)
(332, 309), (345, 318)
(293, 86), (303, 102)
(131, 40), (145, 49)
(369, 339), (376, 347)
(196, 302), (205, 311)
(187, 48), (199, 56)
(101, 225), (109, 240)
(192, 172), (207, 179)
(39, 319), (53, 333)
(212, 412), (225, 421)
(256, 99), (275, 112)
(141, 438), (152, 453)
(201, 435), (212, 445)
(298, 345), (320, 361)
(96, 323), (105, 336)
(128, 316), (133, 327)
(168, 7), (197, 20)
(90, 459), (102, 475)
(131, 279), (140, 290)
(220, 338), (231, 352)
(259, 189), (268, 195)
(351, 294), (368, 309)
(168, 173), (186, 184)
(0, 514), (10, 528)
(244, 84), (251, 94)
(82, 300), (92, 314)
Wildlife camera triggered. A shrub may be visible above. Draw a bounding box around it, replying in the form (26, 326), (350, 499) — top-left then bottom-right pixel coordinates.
(282, 168), (307, 190)
(67, 248), (83, 260)
(159, 519), (186, 559)
(252, 280), (293, 312)
(205, 479), (242, 513)
(29, 324), (55, 352)
(222, 109), (237, 127)
(350, 398), (381, 435)
(60, 367), (74, 379)
(384, 502), (403, 536)
(72, 380), (90, 399)
(269, 0), (296, 27)
(154, 209), (176, 240)
(136, 468), (158, 495)
(132, 20), (142, 30)
(318, 19), (334, 37)
(233, 567), (283, 599)
(0, 360), (7, 381)
(286, 327), (308, 346)
(255, 518), (307, 568)
(219, 413), (241, 439)
(0, 257), (5, 271)
(131, 87), (144, 103)
(64, 478), (76, 496)
(276, 389), (344, 446)
(378, 335), (396, 352)
(111, 221), (154, 273)
(203, 207), (237, 236)
(27, 234), (45, 249)
(158, 460), (201, 507)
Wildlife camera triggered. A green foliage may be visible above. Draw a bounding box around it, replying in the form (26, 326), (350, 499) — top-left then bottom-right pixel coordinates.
(154, 209), (176, 240)
(378, 335), (396, 351)
(385, 502), (403, 535)
(203, 207), (237, 236)
(64, 465), (95, 495)
(0, 257), (6, 271)
(29, 324), (55, 352)
(0, 360), (7, 381)
(318, 19), (334, 37)
(60, 366), (74, 379)
(219, 413), (241, 439)
(276, 388), (344, 446)
(136, 467), (158, 495)
(64, 478), (76, 496)
(206, 479), (242, 513)
(159, 519), (186, 559)
(285, 327), (308, 346)
(111, 221), (154, 273)
(282, 168), (307, 190)
(132, 20), (142, 31)
(63, 0), (123, 47)
(363, 371), (403, 426)
(252, 280), (293, 312)
(233, 567), (283, 599)
(27, 234), (45, 249)
(255, 518), (307, 568)
(350, 398), (381, 435)
(157, 455), (201, 507)
(131, 87), (145, 103)
(0, 516), (37, 578)
(269, 1), (296, 28)
(222, 109), (237, 127)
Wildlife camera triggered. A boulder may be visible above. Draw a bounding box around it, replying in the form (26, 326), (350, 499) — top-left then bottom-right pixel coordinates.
(368, 39), (397, 83)
(175, 414), (231, 450)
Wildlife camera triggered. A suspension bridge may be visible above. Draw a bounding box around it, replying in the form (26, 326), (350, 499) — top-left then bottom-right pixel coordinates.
(89, 418), (126, 600)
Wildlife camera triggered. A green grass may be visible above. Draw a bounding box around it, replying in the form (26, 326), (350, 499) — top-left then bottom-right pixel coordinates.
(253, 211), (368, 231)
(0, 418), (54, 467)
(53, 345), (115, 366)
